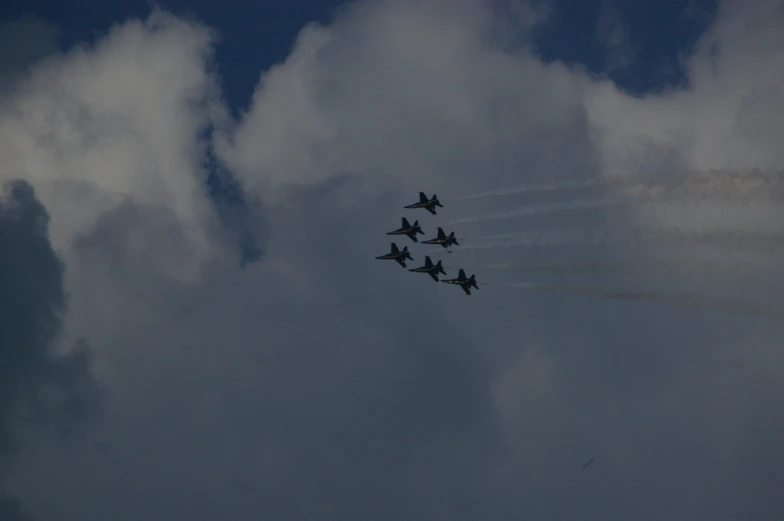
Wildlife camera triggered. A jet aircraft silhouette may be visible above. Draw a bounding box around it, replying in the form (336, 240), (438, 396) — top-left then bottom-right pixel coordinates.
(442, 269), (479, 295)
(375, 242), (413, 268)
(422, 227), (459, 252)
(408, 255), (447, 282)
(386, 217), (424, 242)
(404, 192), (443, 215)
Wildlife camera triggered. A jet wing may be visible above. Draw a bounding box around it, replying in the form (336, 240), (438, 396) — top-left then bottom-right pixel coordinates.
(419, 192), (428, 203)
(428, 271), (439, 282)
(402, 217), (410, 228)
(395, 257), (407, 268)
(458, 269), (466, 280)
(462, 285), (471, 295)
(424, 256), (433, 268)
(426, 206), (437, 215)
(390, 243), (399, 253)
(437, 227), (446, 240)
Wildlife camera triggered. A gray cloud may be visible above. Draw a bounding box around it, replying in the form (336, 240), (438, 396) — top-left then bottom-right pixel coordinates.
(0, 180), (102, 520)
(4, 0), (784, 520)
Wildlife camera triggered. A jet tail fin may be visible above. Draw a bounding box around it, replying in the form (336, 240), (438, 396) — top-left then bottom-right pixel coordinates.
(436, 261), (446, 275)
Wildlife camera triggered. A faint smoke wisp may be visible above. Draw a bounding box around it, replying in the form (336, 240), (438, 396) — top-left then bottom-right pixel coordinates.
(509, 283), (783, 321)
(448, 197), (636, 226)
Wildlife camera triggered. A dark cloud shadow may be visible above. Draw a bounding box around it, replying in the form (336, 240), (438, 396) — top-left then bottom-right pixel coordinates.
(0, 180), (103, 518)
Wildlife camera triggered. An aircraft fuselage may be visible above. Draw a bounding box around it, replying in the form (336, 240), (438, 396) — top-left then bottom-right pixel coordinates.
(404, 202), (438, 215)
(387, 229), (418, 241)
(442, 279), (474, 295)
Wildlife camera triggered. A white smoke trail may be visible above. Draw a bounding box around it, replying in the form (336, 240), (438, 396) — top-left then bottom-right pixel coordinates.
(458, 179), (604, 200)
(457, 169), (784, 202)
(448, 197), (636, 226)
(482, 259), (784, 294)
(460, 228), (784, 256)
(509, 283), (783, 321)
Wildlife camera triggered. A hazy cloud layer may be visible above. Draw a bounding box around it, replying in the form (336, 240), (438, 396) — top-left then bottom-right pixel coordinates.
(3, 0), (784, 520)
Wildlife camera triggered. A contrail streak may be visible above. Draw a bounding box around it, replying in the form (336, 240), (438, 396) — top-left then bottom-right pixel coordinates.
(509, 283), (783, 321)
(482, 261), (640, 274)
(448, 197), (635, 226)
(461, 229), (784, 256)
(457, 169), (784, 202)
(482, 260), (784, 294)
(457, 231), (626, 252)
(458, 179), (604, 200)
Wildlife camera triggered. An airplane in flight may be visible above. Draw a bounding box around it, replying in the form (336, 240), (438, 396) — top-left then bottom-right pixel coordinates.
(422, 227), (459, 252)
(408, 255), (447, 282)
(404, 192), (443, 215)
(386, 217), (424, 243)
(375, 242), (413, 268)
(441, 269), (479, 295)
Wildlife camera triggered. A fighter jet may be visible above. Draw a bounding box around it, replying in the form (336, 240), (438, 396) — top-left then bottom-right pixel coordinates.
(441, 269), (479, 295)
(408, 255), (447, 282)
(404, 192), (443, 215)
(375, 242), (413, 268)
(386, 217), (424, 243)
(422, 227), (459, 252)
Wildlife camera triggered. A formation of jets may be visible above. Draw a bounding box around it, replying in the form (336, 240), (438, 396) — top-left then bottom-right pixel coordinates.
(376, 192), (481, 295)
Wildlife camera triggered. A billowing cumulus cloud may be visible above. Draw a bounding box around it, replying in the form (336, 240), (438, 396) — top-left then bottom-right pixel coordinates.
(0, 10), (233, 281)
(3, 0), (784, 520)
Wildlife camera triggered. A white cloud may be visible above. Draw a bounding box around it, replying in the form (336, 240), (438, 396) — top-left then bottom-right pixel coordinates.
(0, 9), (229, 280)
(216, 0), (592, 204)
(3, 0), (784, 520)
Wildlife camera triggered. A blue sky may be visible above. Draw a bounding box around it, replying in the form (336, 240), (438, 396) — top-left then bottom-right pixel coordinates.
(2, 1), (784, 520)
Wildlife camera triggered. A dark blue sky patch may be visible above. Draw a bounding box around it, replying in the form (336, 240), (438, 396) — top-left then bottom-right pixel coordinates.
(532, 0), (719, 95)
